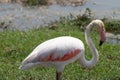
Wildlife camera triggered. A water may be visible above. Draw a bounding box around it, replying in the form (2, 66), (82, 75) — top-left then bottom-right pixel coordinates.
(106, 33), (120, 44)
(0, 0), (120, 30)
(107, 38), (120, 44)
(0, 1), (120, 44)
(85, 0), (120, 19)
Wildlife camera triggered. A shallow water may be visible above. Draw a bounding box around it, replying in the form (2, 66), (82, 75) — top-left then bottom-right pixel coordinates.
(0, 0), (120, 30)
(106, 33), (120, 44)
(107, 37), (120, 44)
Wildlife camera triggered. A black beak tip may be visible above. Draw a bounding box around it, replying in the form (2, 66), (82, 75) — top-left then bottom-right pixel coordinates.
(99, 40), (104, 46)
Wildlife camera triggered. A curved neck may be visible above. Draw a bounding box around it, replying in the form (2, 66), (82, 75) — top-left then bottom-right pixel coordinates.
(79, 23), (99, 68)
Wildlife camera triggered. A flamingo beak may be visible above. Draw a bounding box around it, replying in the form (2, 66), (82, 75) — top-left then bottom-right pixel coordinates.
(99, 28), (106, 46)
(99, 40), (104, 46)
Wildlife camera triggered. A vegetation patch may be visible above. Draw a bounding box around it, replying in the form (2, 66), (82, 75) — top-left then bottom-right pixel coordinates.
(103, 19), (120, 34)
(0, 14), (120, 80)
(23, 0), (48, 6)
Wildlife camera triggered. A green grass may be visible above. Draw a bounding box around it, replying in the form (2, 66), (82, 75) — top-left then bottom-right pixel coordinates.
(0, 18), (120, 80)
(103, 19), (120, 34)
(23, 0), (48, 6)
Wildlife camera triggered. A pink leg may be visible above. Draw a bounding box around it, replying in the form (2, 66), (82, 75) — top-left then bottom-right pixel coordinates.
(56, 71), (62, 80)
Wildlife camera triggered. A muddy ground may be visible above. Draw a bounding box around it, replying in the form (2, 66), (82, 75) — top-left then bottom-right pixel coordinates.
(0, 0), (86, 6)
(47, 0), (86, 6)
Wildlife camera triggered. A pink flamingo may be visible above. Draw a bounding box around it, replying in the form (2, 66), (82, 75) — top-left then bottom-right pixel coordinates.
(19, 19), (106, 80)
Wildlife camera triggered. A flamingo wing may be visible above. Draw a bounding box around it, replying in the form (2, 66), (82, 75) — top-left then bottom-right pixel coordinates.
(19, 36), (84, 69)
(24, 43), (81, 64)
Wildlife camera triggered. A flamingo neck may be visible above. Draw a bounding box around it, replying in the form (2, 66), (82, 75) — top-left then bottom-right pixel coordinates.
(79, 22), (99, 68)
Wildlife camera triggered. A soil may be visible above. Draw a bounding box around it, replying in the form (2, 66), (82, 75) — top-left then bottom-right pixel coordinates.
(47, 0), (86, 6)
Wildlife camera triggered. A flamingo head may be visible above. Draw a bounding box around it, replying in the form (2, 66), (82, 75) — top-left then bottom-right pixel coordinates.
(92, 20), (106, 46)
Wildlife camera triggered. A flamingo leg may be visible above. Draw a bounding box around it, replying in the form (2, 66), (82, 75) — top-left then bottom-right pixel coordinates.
(56, 71), (62, 80)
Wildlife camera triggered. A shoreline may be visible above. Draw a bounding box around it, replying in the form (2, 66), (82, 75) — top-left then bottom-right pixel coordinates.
(0, 1), (120, 31)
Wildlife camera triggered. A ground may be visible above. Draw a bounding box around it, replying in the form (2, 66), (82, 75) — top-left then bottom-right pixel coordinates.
(0, 0), (86, 6)
(47, 0), (85, 6)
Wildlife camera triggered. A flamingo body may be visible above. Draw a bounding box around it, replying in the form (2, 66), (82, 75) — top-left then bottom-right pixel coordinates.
(19, 19), (106, 80)
(19, 36), (84, 71)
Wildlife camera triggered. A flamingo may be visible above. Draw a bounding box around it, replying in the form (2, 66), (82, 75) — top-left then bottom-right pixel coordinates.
(19, 19), (106, 80)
